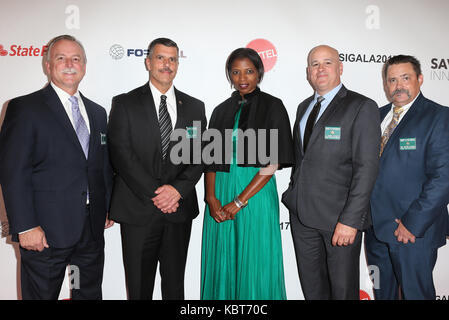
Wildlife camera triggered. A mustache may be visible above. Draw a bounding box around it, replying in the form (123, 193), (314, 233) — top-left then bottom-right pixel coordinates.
(392, 88), (411, 98)
(62, 68), (77, 74)
(159, 67), (172, 73)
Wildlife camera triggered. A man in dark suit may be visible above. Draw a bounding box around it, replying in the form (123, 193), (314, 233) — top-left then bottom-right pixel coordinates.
(365, 55), (449, 300)
(0, 35), (113, 299)
(107, 38), (206, 300)
(282, 45), (380, 299)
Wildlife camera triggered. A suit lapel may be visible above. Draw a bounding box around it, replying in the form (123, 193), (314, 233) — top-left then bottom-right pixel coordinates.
(295, 96), (313, 156)
(42, 85), (85, 156)
(306, 85), (347, 150)
(140, 83), (163, 157)
(81, 92), (97, 160)
(173, 87), (185, 130)
(380, 105), (390, 122)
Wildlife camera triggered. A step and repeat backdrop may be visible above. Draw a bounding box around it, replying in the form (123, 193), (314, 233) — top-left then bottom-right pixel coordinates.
(0, 0), (448, 300)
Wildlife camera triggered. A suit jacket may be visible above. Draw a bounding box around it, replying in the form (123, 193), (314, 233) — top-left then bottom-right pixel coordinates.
(107, 83), (206, 225)
(0, 84), (113, 248)
(282, 85), (380, 232)
(370, 93), (449, 248)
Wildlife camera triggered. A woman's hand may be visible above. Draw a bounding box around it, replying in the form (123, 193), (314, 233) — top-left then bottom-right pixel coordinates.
(222, 201), (241, 220)
(207, 196), (226, 223)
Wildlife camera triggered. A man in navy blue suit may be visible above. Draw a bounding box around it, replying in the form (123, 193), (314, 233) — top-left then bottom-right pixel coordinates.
(0, 35), (113, 299)
(366, 55), (449, 300)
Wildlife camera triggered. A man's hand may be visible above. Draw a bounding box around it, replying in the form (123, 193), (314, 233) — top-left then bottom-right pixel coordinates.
(394, 219), (416, 244)
(105, 214), (114, 229)
(152, 185), (181, 213)
(18, 226), (49, 252)
(332, 222), (357, 247)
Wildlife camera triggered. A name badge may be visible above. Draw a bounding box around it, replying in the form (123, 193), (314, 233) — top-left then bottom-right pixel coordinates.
(100, 133), (107, 145)
(400, 138), (416, 150)
(324, 127), (341, 140)
(186, 126), (197, 139)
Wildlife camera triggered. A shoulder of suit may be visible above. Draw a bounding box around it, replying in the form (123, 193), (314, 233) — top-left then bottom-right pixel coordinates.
(341, 89), (378, 110)
(420, 94), (448, 112)
(175, 88), (204, 106)
(7, 87), (48, 113)
(344, 89), (374, 103)
(81, 94), (106, 114)
(298, 94), (314, 107)
(10, 87), (45, 104)
(112, 85), (144, 101)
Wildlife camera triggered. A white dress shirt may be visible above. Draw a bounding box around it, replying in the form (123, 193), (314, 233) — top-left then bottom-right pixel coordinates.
(149, 81), (177, 127)
(50, 82), (91, 133)
(380, 93), (420, 134)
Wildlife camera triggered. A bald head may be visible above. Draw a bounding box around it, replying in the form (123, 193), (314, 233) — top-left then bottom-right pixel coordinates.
(306, 45), (343, 95)
(307, 45), (339, 66)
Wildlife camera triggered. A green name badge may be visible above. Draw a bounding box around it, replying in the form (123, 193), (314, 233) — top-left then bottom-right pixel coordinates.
(400, 138), (416, 150)
(324, 127), (341, 140)
(100, 133), (107, 145)
(186, 126), (197, 139)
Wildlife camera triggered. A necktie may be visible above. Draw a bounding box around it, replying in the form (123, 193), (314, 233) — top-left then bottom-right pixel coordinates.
(379, 106), (404, 156)
(303, 96), (324, 152)
(69, 96), (89, 159)
(158, 95), (172, 160)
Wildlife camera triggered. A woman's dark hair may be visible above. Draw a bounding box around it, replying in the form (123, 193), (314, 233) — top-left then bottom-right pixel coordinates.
(225, 48), (264, 85)
(383, 55), (422, 79)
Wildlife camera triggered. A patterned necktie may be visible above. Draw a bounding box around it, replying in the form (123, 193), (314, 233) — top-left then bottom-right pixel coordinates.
(158, 95), (172, 160)
(379, 106), (404, 156)
(303, 96), (324, 152)
(69, 96), (89, 159)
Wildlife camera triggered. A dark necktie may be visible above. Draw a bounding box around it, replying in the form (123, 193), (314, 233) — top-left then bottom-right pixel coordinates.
(303, 96), (324, 152)
(158, 95), (172, 160)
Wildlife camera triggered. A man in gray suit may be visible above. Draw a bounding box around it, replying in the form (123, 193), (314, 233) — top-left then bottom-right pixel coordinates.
(282, 45), (380, 299)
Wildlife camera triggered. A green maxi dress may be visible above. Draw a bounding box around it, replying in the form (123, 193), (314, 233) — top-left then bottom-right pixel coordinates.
(201, 105), (286, 300)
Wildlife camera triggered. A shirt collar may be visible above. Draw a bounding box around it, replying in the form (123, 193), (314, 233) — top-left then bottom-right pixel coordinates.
(50, 82), (81, 103)
(314, 83), (343, 103)
(149, 81), (175, 102)
(391, 92), (421, 113)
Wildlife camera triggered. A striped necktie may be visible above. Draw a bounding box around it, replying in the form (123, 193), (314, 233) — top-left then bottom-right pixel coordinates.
(69, 96), (89, 159)
(379, 106), (404, 156)
(158, 95), (172, 160)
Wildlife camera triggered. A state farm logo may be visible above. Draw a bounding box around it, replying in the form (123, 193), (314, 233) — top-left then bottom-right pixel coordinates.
(0, 45), (8, 56)
(246, 39), (278, 72)
(0, 44), (47, 57)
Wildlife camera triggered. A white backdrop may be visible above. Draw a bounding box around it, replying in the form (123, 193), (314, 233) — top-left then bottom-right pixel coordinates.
(1, 0), (448, 300)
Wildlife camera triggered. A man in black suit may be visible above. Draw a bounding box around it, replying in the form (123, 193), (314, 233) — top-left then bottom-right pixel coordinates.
(282, 45), (380, 299)
(0, 35), (113, 299)
(108, 38), (206, 300)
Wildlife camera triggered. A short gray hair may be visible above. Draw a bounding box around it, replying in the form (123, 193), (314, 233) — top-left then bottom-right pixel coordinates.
(45, 35), (87, 62)
(147, 37), (179, 58)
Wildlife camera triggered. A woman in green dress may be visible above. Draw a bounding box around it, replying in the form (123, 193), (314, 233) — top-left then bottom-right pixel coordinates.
(201, 48), (294, 299)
